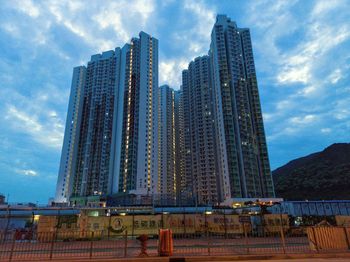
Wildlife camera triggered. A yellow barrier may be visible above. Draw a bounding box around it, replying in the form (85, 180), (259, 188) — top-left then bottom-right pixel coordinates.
(307, 227), (350, 251)
(336, 215), (350, 227)
(263, 214), (289, 233)
(37, 213), (247, 237)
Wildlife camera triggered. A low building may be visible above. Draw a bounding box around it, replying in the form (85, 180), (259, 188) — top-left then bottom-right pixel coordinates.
(269, 200), (350, 217)
(0, 194), (5, 205)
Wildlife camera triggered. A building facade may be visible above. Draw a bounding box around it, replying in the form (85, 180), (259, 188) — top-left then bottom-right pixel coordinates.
(72, 50), (121, 198)
(56, 17), (274, 206)
(118, 32), (159, 196)
(158, 85), (177, 204)
(55, 66), (86, 203)
(209, 15), (274, 199)
(180, 70), (193, 203)
(182, 56), (219, 205)
(174, 90), (183, 204)
(56, 32), (158, 203)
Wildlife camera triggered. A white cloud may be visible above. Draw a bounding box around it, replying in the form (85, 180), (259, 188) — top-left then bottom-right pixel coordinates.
(6, 106), (42, 132)
(5, 0), (157, 56)
(15, 169), (38, 177)
(311, 0), (345, 17)
(159, 58), (188, 87)
(328, 69), (343, 84)
(267, 112), (320, 142)
(131, 0), (156, 26)
(277, 22), (350, 86)
(183, 1), (216, 41)
(266, 126), (298, 142)
(245, 0), (350, 147)
(247, 0), (298, 29)
(189, 42), (202, 53)
(93, 10), (129, 43)
(162, 0), (216, 86)
(97, 0), (155, 49)
(262, 113), (273, 122)
(245, 0), (299, 73)
(1, 23), (20, 38)
(321, 128), (331, 134)
(277, 64), (310, 84)
(3, 0), (215, 89)
(290, 114), (317, 125)
(67, 1), (84, 12)
(5, 105), (64, 149)
(12, 0), (40, 18)
(334, 109), (350, 120)
(276, 100), (293, 111)
(297, 85), (317, 97)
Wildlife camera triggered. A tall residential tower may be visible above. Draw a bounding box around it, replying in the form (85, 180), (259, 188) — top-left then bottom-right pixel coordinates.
(181, 56), (218, 205)
(72, 49), (121, 198)
(55, 66), (86, 203)
(55, 32), (159, 204)
(210, 15), (274, 199)
(118, 32), (159, 196)
(56, 17), (274, 205)
(158, 85), (177, 204)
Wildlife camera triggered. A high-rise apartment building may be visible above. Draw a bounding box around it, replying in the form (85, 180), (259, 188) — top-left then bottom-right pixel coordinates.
(55, 66), (86, 203)
(180, 70), (193, 203)
(56, 17), (274, 205)
(181, 56), (218, 205)
(209, 15), (274, 199)
(158, 85), (177, 204)
(55, 32), (158, 203)
(72, 49), (121, 198)
(173, 90), (183, 203)
(118, 32), (159, 196)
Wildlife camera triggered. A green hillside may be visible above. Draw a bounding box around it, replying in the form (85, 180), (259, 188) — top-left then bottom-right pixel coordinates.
(272, 143), (350, 200)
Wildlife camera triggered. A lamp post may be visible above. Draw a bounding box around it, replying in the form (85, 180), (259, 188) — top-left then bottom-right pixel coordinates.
(244, 200), (282, 235)
(274, 202), (284, 230)
(3, 204), (11, 244)
(223, 209), (227, 238)
(204, 210), (212, 237)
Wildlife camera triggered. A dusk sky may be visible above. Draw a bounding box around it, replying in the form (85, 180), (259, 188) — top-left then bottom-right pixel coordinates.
(0, 0), (349, 203)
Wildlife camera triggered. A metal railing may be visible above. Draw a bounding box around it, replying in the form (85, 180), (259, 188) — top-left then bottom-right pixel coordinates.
(1, 226), (349, 261)
(0, 230), (128, 261)
(170, 226), (311, 256)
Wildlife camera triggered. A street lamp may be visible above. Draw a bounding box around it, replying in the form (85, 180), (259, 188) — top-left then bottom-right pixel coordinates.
(244, 200), (283, 234)
(204, 210), (212, 236)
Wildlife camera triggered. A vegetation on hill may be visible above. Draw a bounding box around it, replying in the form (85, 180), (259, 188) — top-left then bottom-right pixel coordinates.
(272, 143), (350, 200)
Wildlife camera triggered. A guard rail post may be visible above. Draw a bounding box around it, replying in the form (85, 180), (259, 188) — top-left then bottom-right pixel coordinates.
(124, 230), (128, 257)
(9, 232), (16, 261)
(89, 231), (94, 259)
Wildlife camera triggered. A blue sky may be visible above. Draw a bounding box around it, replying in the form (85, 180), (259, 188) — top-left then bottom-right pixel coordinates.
(0, 0), (349, 203)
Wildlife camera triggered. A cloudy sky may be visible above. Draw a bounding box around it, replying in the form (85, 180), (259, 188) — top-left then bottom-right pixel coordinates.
(0, 0), (349, 203)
